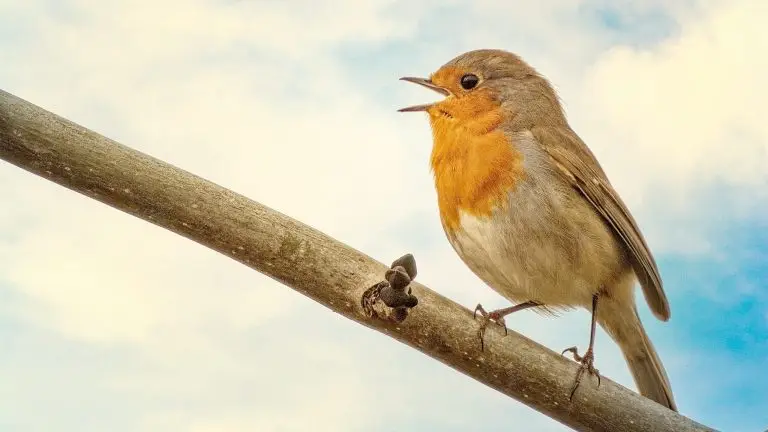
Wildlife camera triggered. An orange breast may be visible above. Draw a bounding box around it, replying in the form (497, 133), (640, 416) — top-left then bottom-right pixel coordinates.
(427, 92), (526, 235)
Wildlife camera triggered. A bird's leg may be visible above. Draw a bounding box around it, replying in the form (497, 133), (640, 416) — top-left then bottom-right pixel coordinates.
(562, 293), (601, 400)
(473, 301), (540, 351)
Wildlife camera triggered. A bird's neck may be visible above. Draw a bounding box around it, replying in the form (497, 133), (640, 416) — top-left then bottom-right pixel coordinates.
(428, 111), (525, 235)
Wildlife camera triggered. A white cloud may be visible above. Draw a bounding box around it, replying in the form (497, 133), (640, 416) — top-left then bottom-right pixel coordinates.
(584, 0), (768, 187)
(118, 329), (378, 432)
(0, 0), (426, 343)
(1, 194), (294, 345)
(1, 0), (766, 430)
(0, 1), (431, 429)
(571, 0), (768, 252)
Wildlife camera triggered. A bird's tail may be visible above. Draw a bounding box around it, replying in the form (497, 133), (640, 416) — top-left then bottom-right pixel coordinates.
(598, 301), (677, 411)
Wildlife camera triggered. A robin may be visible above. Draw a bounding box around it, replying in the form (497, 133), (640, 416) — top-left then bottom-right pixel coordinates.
(398, 49), (676, 411)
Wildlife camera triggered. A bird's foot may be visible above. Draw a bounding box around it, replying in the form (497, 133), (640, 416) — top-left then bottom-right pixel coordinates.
(561, 346), (601, 400)
(471, 301), (541, 351)
(472, 304), (508, 352)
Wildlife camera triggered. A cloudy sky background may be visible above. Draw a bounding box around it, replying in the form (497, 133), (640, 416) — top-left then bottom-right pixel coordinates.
(1, 0), (767, 431)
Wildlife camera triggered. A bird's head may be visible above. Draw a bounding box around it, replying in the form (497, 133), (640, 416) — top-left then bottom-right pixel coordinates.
(399, 49), (565, 131)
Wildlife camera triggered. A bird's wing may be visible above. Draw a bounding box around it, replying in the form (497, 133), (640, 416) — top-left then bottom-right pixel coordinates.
(531, 126), (670, 321)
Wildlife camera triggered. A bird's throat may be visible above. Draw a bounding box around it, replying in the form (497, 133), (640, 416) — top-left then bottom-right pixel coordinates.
(429, 111), (525, 235)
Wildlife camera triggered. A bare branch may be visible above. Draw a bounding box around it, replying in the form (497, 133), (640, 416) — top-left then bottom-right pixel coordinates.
(0, 89), (716, 432)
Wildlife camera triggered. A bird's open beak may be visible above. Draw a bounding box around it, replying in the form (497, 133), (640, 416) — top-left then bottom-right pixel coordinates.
(397, 77), (450, 112)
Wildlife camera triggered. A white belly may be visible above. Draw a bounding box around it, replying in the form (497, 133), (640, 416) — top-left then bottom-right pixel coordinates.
(445, 177), (629, 310)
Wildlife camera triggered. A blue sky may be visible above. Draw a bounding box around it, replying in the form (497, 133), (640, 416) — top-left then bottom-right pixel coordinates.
(1, 0), (767, 431)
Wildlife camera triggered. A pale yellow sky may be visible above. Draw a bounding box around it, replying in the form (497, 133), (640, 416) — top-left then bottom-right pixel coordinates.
(1, 0), (766, 430)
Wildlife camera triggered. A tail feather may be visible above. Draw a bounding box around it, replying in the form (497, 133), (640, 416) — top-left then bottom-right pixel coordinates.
(600, 304), (677, 411)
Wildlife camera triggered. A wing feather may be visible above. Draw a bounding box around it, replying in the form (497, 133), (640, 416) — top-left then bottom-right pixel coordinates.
(532, 127), (670, 320)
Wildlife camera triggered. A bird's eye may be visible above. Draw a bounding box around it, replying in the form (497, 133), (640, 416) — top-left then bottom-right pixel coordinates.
(460, 74), (479, 90)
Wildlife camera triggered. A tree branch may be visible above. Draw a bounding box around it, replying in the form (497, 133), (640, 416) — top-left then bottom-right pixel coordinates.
(0, 89), (715, 432)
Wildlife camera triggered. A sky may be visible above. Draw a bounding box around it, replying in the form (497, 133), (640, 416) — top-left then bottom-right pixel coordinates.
(0, 0), (766, 431)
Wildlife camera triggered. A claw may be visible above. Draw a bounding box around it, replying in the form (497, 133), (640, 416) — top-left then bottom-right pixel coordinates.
(473, 303), (484, 320)
(471, 302), (538, 351)
(473, 304), (498, 352)
(561, 346), (583, 361)
(472, 301), (541, 351)
(562, 346), (601, 400)
(562, 294), (602, 400)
